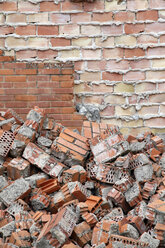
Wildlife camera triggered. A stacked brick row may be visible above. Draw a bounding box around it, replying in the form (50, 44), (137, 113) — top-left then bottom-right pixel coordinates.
(0, 0), (165, 133)
(0, 106), (165, 247)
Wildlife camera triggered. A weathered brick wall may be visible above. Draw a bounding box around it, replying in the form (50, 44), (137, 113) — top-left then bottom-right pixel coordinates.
(0, 0), (165, 134)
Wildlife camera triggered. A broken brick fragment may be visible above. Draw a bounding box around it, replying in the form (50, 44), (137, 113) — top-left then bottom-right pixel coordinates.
(9, 230), (31, 247)
(107, 188), (130, 213)
(81, 121), (118, 139)
(36, 207), (78, 248)
(7, 157), (30, 180)
(0, 107), (164, 247)
(4, 109), (24, 126)
(89, 129), (129, 164)
(52, 128), (90, 165)
(30, 188), (51, 211)
(72, 221), (92, 247)
(37, 178), (60, 194)
(0, 178), (31, 207)
(23, 142), (66, 178)
(0, 131), (15, 158)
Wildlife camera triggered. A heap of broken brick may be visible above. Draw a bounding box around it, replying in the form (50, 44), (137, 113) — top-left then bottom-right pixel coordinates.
(0, 107), (165, 248)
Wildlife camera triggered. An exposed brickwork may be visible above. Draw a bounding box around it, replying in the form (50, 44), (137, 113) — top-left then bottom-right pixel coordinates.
(0, 51), (84, 130)
(0, 0), (165, 134)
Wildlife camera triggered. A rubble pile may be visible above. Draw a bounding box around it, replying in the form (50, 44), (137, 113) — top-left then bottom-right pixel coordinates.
(0, 106), (165, 248)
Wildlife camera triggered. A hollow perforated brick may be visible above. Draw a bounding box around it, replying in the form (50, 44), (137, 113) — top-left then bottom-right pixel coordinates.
(0, 131), (15, 158)
(108, 234), (149, 248)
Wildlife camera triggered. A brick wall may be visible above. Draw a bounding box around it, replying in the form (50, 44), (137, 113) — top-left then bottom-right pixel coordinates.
(0, 0), (165, 135)
(0, 50), (84, 130)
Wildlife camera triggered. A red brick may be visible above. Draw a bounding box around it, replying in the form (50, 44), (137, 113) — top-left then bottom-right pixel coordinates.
(149, 0), (165, 8)
(0, 1), (17, 11)
(5, 88), (27, 95)
(57, 137), (87, 155)
(147, 47), (165, 56)
(51, 38), (71, 47)
(62, 1), (83, 11)
(106, 60), (130, 71)
(0, 27), (14, 35)
(71, 13), (91, 23)
(52, 75), (73, 81)
(84, 1), (104, 11)
(13, 82), (29, 88)
(37, 75), (50, 81)
(15, 95), (37, 101)
(145, 23), (165, 33)
(125, 48), (145, 58)
(137, 34), (157, 44)
(145, 117), (165, 127)
(100, 106), (115, 116)
(114, 11), (135, 22)
(149, 93), (165, 103)
(18, 1), (39, 12)
(50, 13), (70, 23)
(0, 56), (14, 62)
(38, 26), (58, 36)
(103, 48), (124, 59)
(92, 12), (113, 22)
(124, 71), (145, 81)
(102, 72), (122, 81)
(3, 62), (26, 69)
(16, 50), (37, 60)
(136, 10), (158, 21)
(0, 88), (4, 95)
(61, 107), (75, 114)
(15, 69), (37, 75)
(61, 68), (74, 74)
(15, 26), (36, 35)
(37, 50), (58, 59)
(1, 95), (14, 101)
(0, 69), (14, 75)
(5, 76), (26, 82)
(37, 82), (59, 88)
(60, 81), (73, 88)
(130, 59), (150, 69)
(40, 1), (60, 11)
(160, 35), (165, 43)
(125, 23), (145, 34)
(135, 83), (156, 93)
(0, 37), (5, 46)
(102, 25), (123, 35)
(52, 88), (73, 94)
(158, 83), (165, 92)
(38, 68), (60, 75)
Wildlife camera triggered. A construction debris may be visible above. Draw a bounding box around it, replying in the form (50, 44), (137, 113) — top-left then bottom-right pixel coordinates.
(0, 107), (165, 248)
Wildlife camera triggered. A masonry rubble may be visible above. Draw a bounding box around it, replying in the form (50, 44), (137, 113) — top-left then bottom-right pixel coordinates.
(0, 106), (164, 248)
